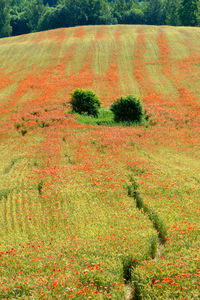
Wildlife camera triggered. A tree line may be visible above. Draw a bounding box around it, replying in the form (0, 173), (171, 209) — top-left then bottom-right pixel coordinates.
(0, 0), (200, 38)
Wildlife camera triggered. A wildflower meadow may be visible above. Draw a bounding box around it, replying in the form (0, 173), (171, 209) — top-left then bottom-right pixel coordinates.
(0, 25), (199, 299)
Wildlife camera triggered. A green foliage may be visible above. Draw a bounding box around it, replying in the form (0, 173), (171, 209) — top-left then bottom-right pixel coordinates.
(110, 95), (144, 123)
(145, 0), (166, 25)
(25, 0), (44, 31)
(0, 0), (12, 38)
(43, 0), (57, 5)
(38, 0), (117, 30)
(179, 0), (199, 26)
(70, 88), (101, 117)
(70, 106), (147, 127)
(165, 0), (181, 26)
(114, 0), (145, 24)
(2, 0), (200, 38)
(38, 5), (69, 31)
(97, 1), (117, 25)
(10, 9), (30, 36)
(122, 8), (145, 24)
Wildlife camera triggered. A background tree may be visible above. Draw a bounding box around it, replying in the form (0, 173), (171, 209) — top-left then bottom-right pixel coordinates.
(9, 1), (30, 35)
(10, 10), (30, 35)
(43, 0), (58, 5)
(96, 1), (117, 24)
(165, 0), (181, 26)
(145, 0), (165, 25)
(25, 0), (45, 31)
(1, 0), (200, 39)
(64, 0), (89, 26)
(120, 0), (146, 24)
(112, 0), (128, 23)
(84, 0), (108, 25)
(179, 0), (199, 26)
(0, 0), (12, 38)
(38, 5), (70, 30)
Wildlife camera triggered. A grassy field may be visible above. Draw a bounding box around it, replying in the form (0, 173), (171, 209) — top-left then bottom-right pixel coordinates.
(0, 25), (199, 299)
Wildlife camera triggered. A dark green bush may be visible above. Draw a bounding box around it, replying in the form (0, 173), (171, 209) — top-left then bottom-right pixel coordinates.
(110, 95), (144, 123)
(70, 88), (101, 117)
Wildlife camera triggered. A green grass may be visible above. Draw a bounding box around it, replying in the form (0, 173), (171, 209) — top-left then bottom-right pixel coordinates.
(69, 107), (148, 127)
(73, 108), (115, 125)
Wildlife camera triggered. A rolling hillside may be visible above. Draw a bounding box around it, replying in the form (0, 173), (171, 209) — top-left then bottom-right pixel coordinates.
(0, 25), (199, 299)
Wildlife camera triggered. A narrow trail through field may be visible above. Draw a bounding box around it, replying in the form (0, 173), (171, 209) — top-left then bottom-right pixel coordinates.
(125, 178), (168, 300)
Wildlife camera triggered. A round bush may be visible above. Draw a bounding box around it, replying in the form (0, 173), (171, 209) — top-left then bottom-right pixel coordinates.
(70, 88), (101, 117)
(110, 95), (144, 123)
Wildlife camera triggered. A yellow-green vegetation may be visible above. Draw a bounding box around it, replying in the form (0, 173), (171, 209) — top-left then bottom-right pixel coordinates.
(0, 25), (199, 298)
(71, 107), (115, 126)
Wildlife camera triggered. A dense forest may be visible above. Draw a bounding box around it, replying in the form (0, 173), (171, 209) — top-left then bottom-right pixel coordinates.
(0, 0), (200, 38)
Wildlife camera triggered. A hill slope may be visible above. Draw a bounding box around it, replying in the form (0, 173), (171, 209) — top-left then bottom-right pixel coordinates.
(1, 25), (200, 110)
(0, 25), (199, 299)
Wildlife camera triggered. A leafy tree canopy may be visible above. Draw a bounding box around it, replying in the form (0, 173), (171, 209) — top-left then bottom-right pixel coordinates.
(0, 0), (200, 38)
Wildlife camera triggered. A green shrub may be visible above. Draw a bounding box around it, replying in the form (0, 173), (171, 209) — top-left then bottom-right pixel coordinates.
(110, 95), (144, 123)
(70, 88), (101, 117)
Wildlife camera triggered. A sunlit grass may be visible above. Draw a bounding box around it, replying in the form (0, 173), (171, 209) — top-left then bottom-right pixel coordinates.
(71, 107), (115, 125)
(68, 107), (149, 127)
